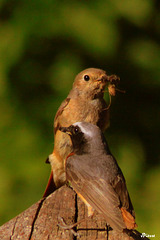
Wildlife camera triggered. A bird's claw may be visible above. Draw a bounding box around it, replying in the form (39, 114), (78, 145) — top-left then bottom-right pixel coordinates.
(57, 216), (79, 237)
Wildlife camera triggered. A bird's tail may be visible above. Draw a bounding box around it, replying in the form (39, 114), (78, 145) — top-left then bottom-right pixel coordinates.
(43, 170), (56, 198)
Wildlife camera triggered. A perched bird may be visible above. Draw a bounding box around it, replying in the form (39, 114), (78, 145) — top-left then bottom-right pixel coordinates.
(60, 122), (137, 232)
(43, 68), (120, 197)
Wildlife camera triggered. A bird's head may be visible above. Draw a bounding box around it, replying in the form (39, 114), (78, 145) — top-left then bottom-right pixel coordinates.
(73, 68), (109, 99)
(60, 122), (110, 155)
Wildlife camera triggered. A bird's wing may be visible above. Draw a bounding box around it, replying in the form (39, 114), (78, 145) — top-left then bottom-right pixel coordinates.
(101, 134), (135, 216)
(54, 97), (70, 134)
(66, 155), (126, 232)
(110, 172), (137, 229)
(111, 173), (135, 216)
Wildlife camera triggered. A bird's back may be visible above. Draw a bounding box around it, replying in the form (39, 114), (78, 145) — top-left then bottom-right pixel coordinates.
(66, 152), (136, 231)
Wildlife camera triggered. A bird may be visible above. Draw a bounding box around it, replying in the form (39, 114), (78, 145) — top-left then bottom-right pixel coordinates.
(59, 122), (137, 232)
(43, 68), (120, 197)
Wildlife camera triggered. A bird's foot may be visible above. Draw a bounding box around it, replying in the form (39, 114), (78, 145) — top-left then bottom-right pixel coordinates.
(57, 216), (85, 237)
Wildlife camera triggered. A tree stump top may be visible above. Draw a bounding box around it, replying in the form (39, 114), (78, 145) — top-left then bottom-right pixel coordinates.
(0, 185), (149, 240)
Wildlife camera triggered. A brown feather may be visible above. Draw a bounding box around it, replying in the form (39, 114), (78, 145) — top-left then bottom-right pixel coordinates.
(54, 97), (70, 134)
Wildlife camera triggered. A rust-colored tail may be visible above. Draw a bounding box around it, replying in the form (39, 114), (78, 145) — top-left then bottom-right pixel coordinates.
(121, 207), (137, 230)
(43, 171), (56, 198)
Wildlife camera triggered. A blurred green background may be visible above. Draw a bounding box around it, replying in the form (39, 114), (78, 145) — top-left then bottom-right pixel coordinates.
(0, 0), (160, 238)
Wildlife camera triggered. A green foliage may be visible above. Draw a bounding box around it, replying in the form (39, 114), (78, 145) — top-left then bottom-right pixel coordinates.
(0, 0), (159, 236)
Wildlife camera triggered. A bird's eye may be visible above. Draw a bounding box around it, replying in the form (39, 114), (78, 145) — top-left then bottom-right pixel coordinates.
(74, 127), (79, 134)
(84, 75), (90, 81)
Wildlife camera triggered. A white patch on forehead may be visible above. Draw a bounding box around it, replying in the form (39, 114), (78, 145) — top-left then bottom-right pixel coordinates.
(73, 122), (94, 138)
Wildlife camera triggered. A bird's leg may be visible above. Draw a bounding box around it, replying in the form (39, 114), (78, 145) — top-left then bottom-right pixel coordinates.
(57, 195), (94, 236)
(57, 216), (87, 236)
(58, 216), (86, 229)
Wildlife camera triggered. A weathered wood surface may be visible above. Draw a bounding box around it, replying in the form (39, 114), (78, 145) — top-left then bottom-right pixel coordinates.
(0, 185), (149, 240)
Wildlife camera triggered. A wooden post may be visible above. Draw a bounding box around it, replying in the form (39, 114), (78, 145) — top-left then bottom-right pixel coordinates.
(0, 186), (149, 240)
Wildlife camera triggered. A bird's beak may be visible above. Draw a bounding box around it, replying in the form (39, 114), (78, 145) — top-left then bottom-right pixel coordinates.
(59, 126), (72, 135)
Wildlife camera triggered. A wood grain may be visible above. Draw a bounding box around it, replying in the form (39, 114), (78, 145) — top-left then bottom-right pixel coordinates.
(0, 186), (149, 240)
